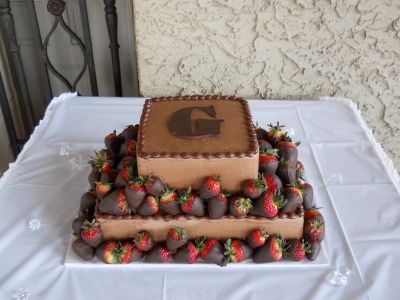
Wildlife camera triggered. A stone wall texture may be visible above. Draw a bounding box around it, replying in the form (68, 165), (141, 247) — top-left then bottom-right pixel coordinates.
(133, 0), (400, 170)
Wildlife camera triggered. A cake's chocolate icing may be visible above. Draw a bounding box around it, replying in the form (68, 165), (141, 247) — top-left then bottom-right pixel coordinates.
(137, 95), (258, 159)
(168, 106), (224, 139)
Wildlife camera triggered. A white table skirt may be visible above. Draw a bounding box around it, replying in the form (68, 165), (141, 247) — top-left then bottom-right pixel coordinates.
(0, 93), (399, 300)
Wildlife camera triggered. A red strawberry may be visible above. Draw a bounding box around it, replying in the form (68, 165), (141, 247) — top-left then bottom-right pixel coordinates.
(146, 244), (172, 263)
(304, 218), (325, 242)
(224, 239), (252, 263)
(281, 186), (303, 214)
(72, 236), (95, 261)
(304, 207), (322, 220)
(194, 237), (224, 266)
(276, 160), (297, 186)
(88, 150), (109, 172)
(145, 176), (165, 197)
(98, 188), (131, 216)
(253, 235), (285, 263)
(81, 219), (102, 247)
(160, 186), (181, 215)
(229, 195), (252, 217)
(120, 139), (137, 157)
(299, 182), (314, 210)
(207, 191), (229, 219)
(250, 191), (286, 218)
(259, 148), (279, 174)
(125, 177), (146, 208)
(296, 161), (305, 180)
(130, 246), (144, 262)
(262, 173), (282, 194)
(119, 241), (134, 263)
(96, 241), (120, 264)
(275, 134), (300, 163)
(199, 175), (222, 199)
(104, 130), (121, 155)
(95, 180), (112, 200)
(115, 166), (135, 188)
(266, 122), (286, 144)
(173, 241), (198, 264)
(179, 188), (205, 217)
(306, 239), (321, 261)
(242, 175), (266, 199)
(137, 195), (159, 216)
(247, 228), (269, 249)
(121, 124), (139, 142)
(134, 231), (155, 251)
(286, 239), (311, 261)
(166, 226), (188, 250)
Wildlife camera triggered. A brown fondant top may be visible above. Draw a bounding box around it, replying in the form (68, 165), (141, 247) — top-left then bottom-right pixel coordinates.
(137, 95), (258, 159)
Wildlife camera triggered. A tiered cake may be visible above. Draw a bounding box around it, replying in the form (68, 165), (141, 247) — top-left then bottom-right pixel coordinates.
(71, 95), (324, 265)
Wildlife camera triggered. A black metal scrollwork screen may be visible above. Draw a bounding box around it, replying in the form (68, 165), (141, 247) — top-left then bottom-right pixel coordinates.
(0, 0), (128, 157)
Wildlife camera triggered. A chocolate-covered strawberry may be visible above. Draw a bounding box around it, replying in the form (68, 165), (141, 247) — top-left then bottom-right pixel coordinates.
(98, 188), (131, 216)
(95, 180), (112, 200)
(125, 177), (146, 209)
(258, 139), (272, 151)
(81, 219), (102, 247)
(72, 236), (95, 261)
(120, 139), (137, 157)
(262, 173), (282, 194)
(173, 241), (198, 264)
(275, 135), (300, 163)
(249, 191), (286, 218)
(281, 186), (303, 214)
(306, 239), (321, 261)
(299, 182), (314, 210)
(160, 187), (181, 215)
(166, 226), (188, 251)
(253, 235), (285, 263)
(130, 246), (144, 262)
(254, 124), (267, 140)
(100, 168), (117, 183)
(242, 175), (266, 199)
(88, 168), (101, 190)
(79, 191), (97, 217)
(137, 195), (159, 216)
(114, 166), (135, 188)
(116, 156), (137, 172)
(96, 241), (118, 264)
(134, 230), (155, 251)
(72, 214), (85, 234)
(145, 244), (172, 263)
(96, 241), (132, 264)
(145, 176), (165, 197)
(199, 175), (221, 199)
(229, 195), (252, 218)
(304, 218), (325, 242)
(304, 207), (322, 221)
(276, 161), (297, 186)
(224, 239), (252, 263)
(105, 130), (121, 155)
(296, 161), (305, 180)
(120, 124), (139, 142)
(285, 238), (310, 261)
(197, 237), (226, 266)
(259, 148), (279, 174)
(266, 122), (286, 144)
(179, 188), (205, 217)
(247, 228), (269, 249)
(207, 191), (229, 219)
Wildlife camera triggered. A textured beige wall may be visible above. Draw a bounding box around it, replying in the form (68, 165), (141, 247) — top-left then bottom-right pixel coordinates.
(133, 0), (400, 170)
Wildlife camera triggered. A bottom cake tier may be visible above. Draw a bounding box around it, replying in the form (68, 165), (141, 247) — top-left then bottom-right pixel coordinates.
(96, 211), (304, 242)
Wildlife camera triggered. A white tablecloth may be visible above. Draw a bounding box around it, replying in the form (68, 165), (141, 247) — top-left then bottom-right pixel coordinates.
(1, 93), (399, 300)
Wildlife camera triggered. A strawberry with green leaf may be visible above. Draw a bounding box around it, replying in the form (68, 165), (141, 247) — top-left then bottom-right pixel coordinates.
(266, 122), (286, 144)
(81, 219), (102, 247)
(125, 176), (146, 209)
(285, 238), (310, 261)
(281, 186), (303, 214)
(98, 188), (131, 216)
(253, 235), (286, 263)
(207, 190), (229, 219)
(242, 175), (266, 199)
(299, 182), (314, 210)
(249, 191), (286, 218)
(259, 148), (279, 174)
(95, 180), (112, 200)
(224, 239), (252, 263)
(115, 166), (135, 188)
(145, 176), (165, 197)
(134, 230), (155, 251)
(246, 228), (269, 249)
(179, 188), (205, 217)
(160, 186), (181, 215)
(173, 241), (199, 264)
(104, 130), (121, 155)
(96, 241), (132, 264)
(166, 226), (188, 250)
(262, 173), (282, 194)
(199, 175), (222, 199)
(196, 237), (225, 266)
(275, 134), (300, 163)
(304, 218), (325, 242)
(229, 195), (252, 218)
(146, 244), (172, 263)
(137, 195), (159, 216)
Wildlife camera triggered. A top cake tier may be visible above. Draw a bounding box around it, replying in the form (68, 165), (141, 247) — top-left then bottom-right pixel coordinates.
(136, 95), (259, 192)
(137, 95), (258, 157)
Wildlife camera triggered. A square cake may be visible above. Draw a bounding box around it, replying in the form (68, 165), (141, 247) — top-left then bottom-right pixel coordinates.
(136, 95), (259, 193)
